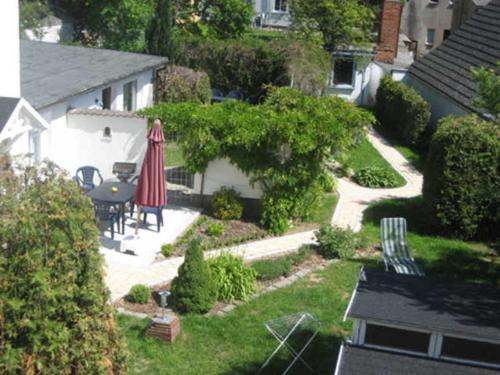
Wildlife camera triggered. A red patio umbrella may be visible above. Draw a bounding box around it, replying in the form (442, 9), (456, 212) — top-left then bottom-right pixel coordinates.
(134, 119), (166, 234)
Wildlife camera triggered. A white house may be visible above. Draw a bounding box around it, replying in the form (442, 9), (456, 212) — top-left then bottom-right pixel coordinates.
(0, 0), (168, 179)
(253, 0), (291, 29)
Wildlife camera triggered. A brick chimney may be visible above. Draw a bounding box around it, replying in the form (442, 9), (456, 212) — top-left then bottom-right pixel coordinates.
(376, 0), (403, 64)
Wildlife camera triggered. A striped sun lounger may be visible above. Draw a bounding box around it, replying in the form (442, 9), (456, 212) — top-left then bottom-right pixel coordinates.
(380, 217), (425, 276)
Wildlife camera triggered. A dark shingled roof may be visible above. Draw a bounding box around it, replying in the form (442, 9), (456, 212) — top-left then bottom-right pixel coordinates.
(408, 0), (500, 113)
(346, 269), (500, 342)
(20, 40), (168, 110)
(0, 97), (20, 133)
(336, 345), (500, 375)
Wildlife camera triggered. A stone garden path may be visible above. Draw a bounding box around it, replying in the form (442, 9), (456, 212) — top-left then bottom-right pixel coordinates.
(105, 129), (422, 301)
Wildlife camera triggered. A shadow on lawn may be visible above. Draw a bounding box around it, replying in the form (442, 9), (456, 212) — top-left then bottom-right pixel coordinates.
(220, 332), (344, 375)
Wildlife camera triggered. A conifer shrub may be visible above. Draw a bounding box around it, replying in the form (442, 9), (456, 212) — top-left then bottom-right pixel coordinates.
(0, 162), (127, 374)
(423, 115), (500, 240)
(170, 239), (217, 313)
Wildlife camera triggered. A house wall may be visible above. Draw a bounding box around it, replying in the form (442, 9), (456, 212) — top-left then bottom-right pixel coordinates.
(0, 0), (21, 97)
(192, 158), (263, 200)
(327, 63), (374, 105)
(64, 113), (148, 180)
(254, 0), (292, 28)
(406, 75), (469, 126)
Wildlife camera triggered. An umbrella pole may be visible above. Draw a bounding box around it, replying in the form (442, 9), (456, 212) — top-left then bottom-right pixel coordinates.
(135, 205), (142, 235)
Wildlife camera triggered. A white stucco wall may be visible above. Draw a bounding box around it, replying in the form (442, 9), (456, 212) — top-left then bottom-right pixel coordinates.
(327, 63), (373, 105)
(0, 0), (21, 97)
(406, 75), (469, 126)
(63, 113), (148, 180)
(193, 158), (263, 200)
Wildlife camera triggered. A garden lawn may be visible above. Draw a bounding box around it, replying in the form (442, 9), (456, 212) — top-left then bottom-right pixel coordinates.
(344, 138), (405, 187)
(164, 142), (185, 167)
(308, 192), (338, 227)
(119, 260), (358, 375)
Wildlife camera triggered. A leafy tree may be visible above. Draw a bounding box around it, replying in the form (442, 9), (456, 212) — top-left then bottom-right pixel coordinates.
(0, 161), (127, 373)
(289, 0), (375, 51)
(471, 62), (500, 121)
(146, 0), (180, 59)
(19, 0), (52, 39)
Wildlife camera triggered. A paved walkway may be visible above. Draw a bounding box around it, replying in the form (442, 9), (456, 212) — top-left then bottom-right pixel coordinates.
(105, 129), (422, 301)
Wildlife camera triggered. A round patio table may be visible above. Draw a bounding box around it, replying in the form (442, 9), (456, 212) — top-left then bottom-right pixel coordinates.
(86, 181), (136, 234)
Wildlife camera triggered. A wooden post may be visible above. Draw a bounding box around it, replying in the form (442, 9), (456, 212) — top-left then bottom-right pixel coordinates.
(135, 205), (142, 235)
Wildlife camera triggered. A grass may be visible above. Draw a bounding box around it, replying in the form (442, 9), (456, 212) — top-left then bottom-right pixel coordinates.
(164, 142), (185, 167)
(307, 192), (338, 227)
(120, 197), (499, 374)
(343, 138), (406, 187)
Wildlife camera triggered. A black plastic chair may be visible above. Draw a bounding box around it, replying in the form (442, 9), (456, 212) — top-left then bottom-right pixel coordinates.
(94, 200), (120, 239)
(142, 206), (164, 232)
(75, 166), (103, 192)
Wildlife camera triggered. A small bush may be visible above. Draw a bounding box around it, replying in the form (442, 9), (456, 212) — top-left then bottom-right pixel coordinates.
(170, 239), (218, 313)
(206, 222), (225, 237)
(375, 76), (431, 146)
(161, 243), (174, 257)
(423, 115), (500, 240)
(320, 173), (337, 193)
(353, 167), (399, 188)
(315, 225), (359, 259)
(208, 253), (257, 302)
(126, 284), (151, 304)
(155, 65), (211, 104)
(211, 187), (243, 221)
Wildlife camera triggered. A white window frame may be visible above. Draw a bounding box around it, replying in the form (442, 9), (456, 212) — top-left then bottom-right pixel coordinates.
(273, 0), (288, 13)
(123, 80), (137, 111)
(28, 129), (41, 164)
(426, 28), (436, 46)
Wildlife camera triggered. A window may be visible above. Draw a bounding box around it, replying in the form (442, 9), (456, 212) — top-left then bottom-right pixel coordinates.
(103, 126), (111, 138)
(443, 29), (451, 40)
(102, 87), (112, 110)
(441, 336), (500, 365)
(364, 323), (430, 354)
(274, 0), (288, 12)
(332, 59), (354, 86)
(28, 130), (41, 164)
(426, 29), (435, 45)
(123, 80), (137, 111)
(429, 0), (439, 4)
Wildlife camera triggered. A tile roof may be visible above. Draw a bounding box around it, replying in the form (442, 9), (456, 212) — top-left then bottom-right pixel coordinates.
(408, 0), (500, 113)
(346, 268), (500, 342)
(336, 345), (500, 375)
(0, 97), (20, 132)
(20, 40), (168, 110)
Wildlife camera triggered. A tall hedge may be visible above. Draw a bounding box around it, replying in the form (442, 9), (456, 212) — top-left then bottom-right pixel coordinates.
(423, 115), (500, 240)
(375, 76), (431, 146)
(0, 162), (127, 374)
(155, 65), (211, 104)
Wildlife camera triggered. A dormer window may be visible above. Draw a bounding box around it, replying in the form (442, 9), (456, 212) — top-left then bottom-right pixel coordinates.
(441, 336), (500, 365)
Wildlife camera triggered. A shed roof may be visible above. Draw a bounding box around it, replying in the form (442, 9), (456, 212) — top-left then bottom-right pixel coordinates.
(408, 0), (500, 113)
(0, 97), (20, 133)
(346, 268), (500, 342)
(20, 40), (168, 110)
(335, 345), (500, 375)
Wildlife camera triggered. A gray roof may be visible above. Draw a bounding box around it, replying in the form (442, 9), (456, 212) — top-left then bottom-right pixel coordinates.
(0, 97), (20, 132)
(68, 108), (144, 119)
(336, 345), (500, 375)
(20, 40), (168, 109)
(347, 269), (500, 342)
(408, 0), (500, 113)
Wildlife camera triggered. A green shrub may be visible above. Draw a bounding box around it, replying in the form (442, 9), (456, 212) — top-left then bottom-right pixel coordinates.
(423, 115), (500, 240)
(170, 239), (218, 313)
(211, 187), (243, 221)
(320, 173), (337, 193)
(126, 284), (151, 304)
(375, 76), (431, 146)
(0, 163), (127, 373)
(315, 225), (359, 259)
(155, 65), (211, 104)
(353, 167), (399, 188)
(208, 253), (257, 302)
(206, 222), (225, 237)
(161, 243), (174, 257)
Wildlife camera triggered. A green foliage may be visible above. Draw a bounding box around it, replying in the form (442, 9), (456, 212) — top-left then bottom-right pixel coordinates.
(126, 284), (151, 304)
(206, 222), (225, 237)
(170, 239), (218, 313)
(375, 76), (431, 147)
(161, 243), (174, 257)
(142, 87), (373, 234)
(353, 166), (399, 188)
(315, 225), (359, 259)
(178, 35), (330, 102)
(208, 253), (257, 302)
(251, 245), (314, 281)
(211, 187), (243, 221)
(289, 0), (375, 51)
(146, 0), (180, 59)
(423, 115), (500, 240)
(471, 62), (500, 120)
(0, 162), (127, 374)
(155, 65), (211, 104)
(19, 0), (51, 38)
